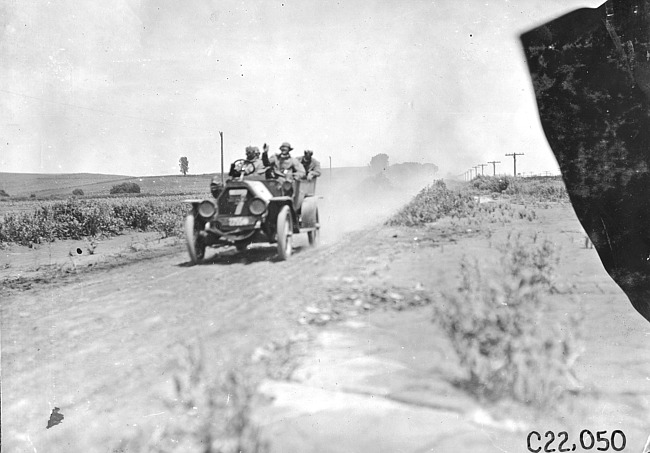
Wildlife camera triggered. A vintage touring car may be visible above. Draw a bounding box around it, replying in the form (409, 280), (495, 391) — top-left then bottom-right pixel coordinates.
(183, 160), (320, 264)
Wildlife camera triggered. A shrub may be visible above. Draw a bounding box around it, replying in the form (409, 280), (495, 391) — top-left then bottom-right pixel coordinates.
(0, 189), (9, 197)
(387, 180), (476, 226)
(72, 188), (84, 196)
(110, 182), (141, 194)
(436, 234), (581, 407)
(0, 197), (187, 245)
(471, 175), (511, 192)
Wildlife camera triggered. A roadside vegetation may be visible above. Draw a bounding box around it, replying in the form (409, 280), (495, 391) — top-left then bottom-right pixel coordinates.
(137, 343), (268, 453)
(386, 180), (534, 229)
(387, 177), (581, 408)
(387, 177), (567, 228)
(470, 175), (568, 203)
(0, 196), (188, 246)
(436, 233), (582, 407)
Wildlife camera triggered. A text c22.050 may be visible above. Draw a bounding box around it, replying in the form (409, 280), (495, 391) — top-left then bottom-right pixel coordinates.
(527, 430), (626, 452)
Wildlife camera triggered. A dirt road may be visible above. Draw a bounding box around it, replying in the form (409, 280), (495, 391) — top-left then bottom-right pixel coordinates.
(1, 180), (418, 452)
(2, 190), (650, 452)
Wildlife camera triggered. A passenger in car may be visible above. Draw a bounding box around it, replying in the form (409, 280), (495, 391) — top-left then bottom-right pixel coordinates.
(299, 150), (321, 180)
(262, 142), (305, 180)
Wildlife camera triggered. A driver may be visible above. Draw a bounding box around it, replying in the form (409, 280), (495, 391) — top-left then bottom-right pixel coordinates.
(263, 142), (305, 180)
(228, 146), (265, 178)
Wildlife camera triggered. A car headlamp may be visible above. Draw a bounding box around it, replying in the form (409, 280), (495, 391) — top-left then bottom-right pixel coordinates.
(248, 198), (267, 216)
(198, 200), (217, 218)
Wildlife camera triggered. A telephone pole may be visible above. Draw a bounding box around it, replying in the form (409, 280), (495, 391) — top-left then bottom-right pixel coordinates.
(329, 156), (332, 183)
(487, 160), (501, 176)
(478, 163), (487, 176)
(219, 131), (224, 185)
(505, 153), (524, 177)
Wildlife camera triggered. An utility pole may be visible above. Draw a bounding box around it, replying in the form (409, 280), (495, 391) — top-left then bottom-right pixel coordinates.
(329, 156), (332, 183)
(487, 160), (501, 176)
(478, 163), (487, 176)
(473, 166), (479, 178)
(505, 153), (524, 177)
(219, 131), (224, 185)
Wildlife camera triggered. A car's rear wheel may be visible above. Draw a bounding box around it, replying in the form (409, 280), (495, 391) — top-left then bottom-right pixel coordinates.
(184, 215), (205, 264)
(276, 205), (293, 260)
(308, 208), (319, 246)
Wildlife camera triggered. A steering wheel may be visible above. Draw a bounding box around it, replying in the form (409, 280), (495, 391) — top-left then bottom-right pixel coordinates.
(232, 159), (256, 176)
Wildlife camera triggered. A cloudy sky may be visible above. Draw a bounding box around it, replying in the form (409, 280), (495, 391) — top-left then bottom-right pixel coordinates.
(1, 0), (602, 177)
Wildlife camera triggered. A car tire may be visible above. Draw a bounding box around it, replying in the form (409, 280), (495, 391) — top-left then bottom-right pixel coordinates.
(276, 205), (293, 260)
(184, 215), (205, 264)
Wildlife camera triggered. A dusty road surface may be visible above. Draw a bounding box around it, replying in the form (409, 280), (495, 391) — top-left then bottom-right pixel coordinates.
(1, 178), (417, 451)
(2, 185), (650, 452)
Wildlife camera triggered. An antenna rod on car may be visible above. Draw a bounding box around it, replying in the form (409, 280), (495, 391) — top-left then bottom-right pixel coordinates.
(219, 131), (224, 185)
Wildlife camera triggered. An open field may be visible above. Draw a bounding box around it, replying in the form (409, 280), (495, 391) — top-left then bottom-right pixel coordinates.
(0, 167), (375, 200)
(2, 175), (648, 452)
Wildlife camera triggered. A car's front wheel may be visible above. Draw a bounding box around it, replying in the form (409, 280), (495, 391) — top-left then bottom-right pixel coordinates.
(276, 205), (293, 260)
(184, 215), (205, 265)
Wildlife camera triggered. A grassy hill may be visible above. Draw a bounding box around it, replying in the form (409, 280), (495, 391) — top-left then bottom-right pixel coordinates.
(0, 172), (222, 198)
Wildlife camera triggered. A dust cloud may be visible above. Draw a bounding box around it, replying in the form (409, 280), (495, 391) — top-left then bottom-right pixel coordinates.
(314, 167), (437, 244)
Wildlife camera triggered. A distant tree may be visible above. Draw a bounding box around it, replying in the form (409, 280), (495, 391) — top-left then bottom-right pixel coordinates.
(179, 156), (189, 176)
(369, 153), (389, 174)
(72, 188), (84, 196)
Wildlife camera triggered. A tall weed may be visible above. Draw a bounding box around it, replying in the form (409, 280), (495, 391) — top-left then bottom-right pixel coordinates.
(144, 343), (267, 453)
(436, 235), (581, 407)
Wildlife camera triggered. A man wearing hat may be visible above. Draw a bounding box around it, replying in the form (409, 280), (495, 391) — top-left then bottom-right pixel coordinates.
(263, 142), (305, 180)
(228, 145), (265, 178)
(299, 150), (321, 181)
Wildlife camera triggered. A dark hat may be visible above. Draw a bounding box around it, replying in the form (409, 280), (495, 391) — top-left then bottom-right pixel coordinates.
(279, 142), (293, 151)
(304, 150), (314, 156)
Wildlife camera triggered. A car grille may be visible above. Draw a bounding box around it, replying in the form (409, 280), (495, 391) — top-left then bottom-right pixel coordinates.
(218, 188), (252, 216)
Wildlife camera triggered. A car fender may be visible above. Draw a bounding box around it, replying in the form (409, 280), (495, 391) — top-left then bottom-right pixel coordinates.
(268, 197), (300, 234)
(300, 196), (319, 229)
